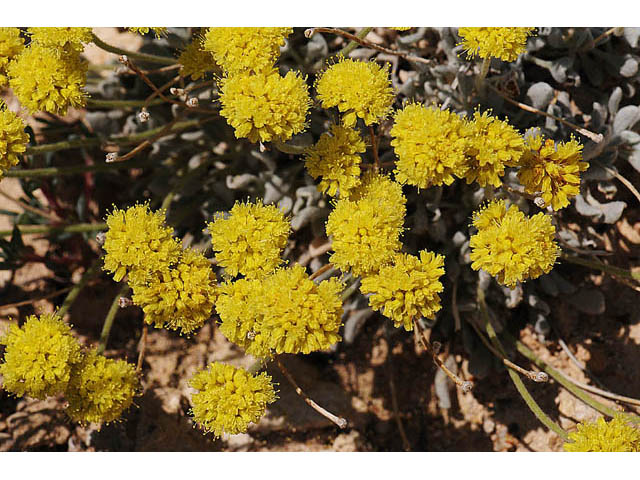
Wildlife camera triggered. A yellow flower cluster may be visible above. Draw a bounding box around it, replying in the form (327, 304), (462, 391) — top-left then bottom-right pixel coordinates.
(216, 278), (266, 353)
(360, 251), (445, 331)
(8, 43), (87, 115)
(326, 173), (406, 276)
(218, 69), (311, 143)
(102, 204), (181, 282)
(189, 362), (277, 437)
(0, 314), (139, 425)
(564, 415), (640, 452)
(0, 105), (29, 176)
(469, 200), (559, 288)
(458, 27), (536, 62)
(65, 349), (139, 425)
(517, 134), (588, 210)
(28, 27), (93, 52)
(128, 27), (168, 37)
(208, 200), (290, 279)
(391, 104), (467, 188)
(130, 248), (218, 335)
(461, 110), (525, 187)
(305, 124), (366, 197)
(204, 27), (292, 75)
(315, 57), (394, 127)
(0, 313), (83, 399)
(0, 28), (24, 87)
(178, 36), (213, 81)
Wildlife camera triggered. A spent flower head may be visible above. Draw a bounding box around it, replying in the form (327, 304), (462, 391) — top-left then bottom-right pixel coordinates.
(360, 251), (445, 331)
(517, 134), (587, 210)
(0, 105), (29, 177)
(189, 362), (277, 437)
(102, 204), (182, 282)
(305, 124), (366, 197)
(460, 110), (525, 187)
(130, 248), (218, 335)
(218, 68), (311, 144)
(458, 27), (535, 62)
(0, 28), (25, 87)
(391, 103), (467, 188)
(28, 27), (93, 52)
(65, 349), (139, 425)
(208, 199), (290, 279)
(564, 415), (640, 452)
(315, 57), (394, 127)
(204, 27), (292, 74)
(469, 200), (559, 288)
(8, 44), (87, 115)
(0, 313), (83, 399)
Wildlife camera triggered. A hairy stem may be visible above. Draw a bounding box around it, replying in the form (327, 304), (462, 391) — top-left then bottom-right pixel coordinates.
(97, 284), (130, 355)
(0, 222), (107, 237)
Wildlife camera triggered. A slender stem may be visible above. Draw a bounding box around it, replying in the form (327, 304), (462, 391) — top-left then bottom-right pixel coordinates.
(594, 160), (640, 205)
(57, 259), (102, 318)
(91, 33), (176, 65)
(336, 27), (373, 57)
(97, 284), (130, 355)
(0, 286), (74, 311)
(272, 139), (308, 155)
(275, 356), (348, 429)
(477, 287), (569, 440)
(309, 263), (333, 281)
(136, 324), (148, 373)
(369, 125), (380, 172)
(475, 56), (491, 93)
(87, 98), (165, 109)
(561, 253), (640, 282)
(6, 157), (154, 178)
(0, 189), (59, 221)
(0, 222), (106, 237)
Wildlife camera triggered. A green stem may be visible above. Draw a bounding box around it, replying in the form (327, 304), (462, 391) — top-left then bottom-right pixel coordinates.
(5, 157), (154, 178)
(57, 259), (102, 318)
(511, 334), (640, 425)
(560, 253), (640, 282)
(0, 222), (106, 237)
(91, 33), (176, 65)
(475, 56), (491, 93)
(87, 98), (165, 109)
(97, 284), (130, 355)
(478, 287), (570, 440)
(16, 119), (202, 158)
(337, 27), (373, 57)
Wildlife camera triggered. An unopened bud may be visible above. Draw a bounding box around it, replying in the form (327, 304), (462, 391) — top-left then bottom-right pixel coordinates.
(118, 55), (128, 64)
(96, 231), (106, 246)
(138, 109), (150, 123)
(118, 297), (133, 308)
(105, 152), (118, 163)
(461, 381), (473, 393)
(185, 97), (199, 108)
(534, 197), (546, 208)
(259, 142), (267, 153)
(170, 87), (185, 96)
(304, 28), (315, 38)
(534, 372), (549, 383)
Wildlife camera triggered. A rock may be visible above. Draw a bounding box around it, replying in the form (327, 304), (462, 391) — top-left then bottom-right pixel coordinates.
(332, 430), (367, 451)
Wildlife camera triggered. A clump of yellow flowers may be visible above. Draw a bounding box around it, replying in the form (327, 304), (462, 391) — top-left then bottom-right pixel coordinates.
(304, 124), (366, 197)
(458, 27), (536, 62)
(470, 200), (559, 288)
(518, 134), (587, 210)
(0, 104), (29, 177)
(315, 57), (395, 127)
(128, 27), (167, 37)
(0, 313), (84, 399)
(564, 415), (640, 452)
(189, 362), (277, 437)
(178, 36), (213, 81)
(28, 27), (92, 52)
(0, 28), (24, 87)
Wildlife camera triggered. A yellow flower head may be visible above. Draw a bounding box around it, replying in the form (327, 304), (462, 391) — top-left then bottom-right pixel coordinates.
(28, 27), (93, 52)
(178, 36), (213, 81)
(469, 200), (559, 288)
(8, 44), (87, 115)
(208, 199), (290, 279)
(458, 27), (535, 62)
(391, 103), (467, 188)
(128, 27), (168, 37)
(65, 349), (139, 425)
(218, 68), (311, 144)
(315, 57), (394, 127)
(360, 251), (445, 331)
(216, 278), (270, 356)
(102, 204), (182, 282)
(326, 173), (406, 276)
(0, 313), (83, 399)
(0, 28), (25, 87)
(258, 265), (343, 355)
(564, 415), (640, 452)
(0, 105), (29, 176)
(305, 124), (366, 197)
(130, 248), (218, 335)
(517, 134), (587, 210)
(203, 27), (292, 74)
(461, 110), (525, 188)
(389, 28), (412, 31)
(189, 362), (277, 437)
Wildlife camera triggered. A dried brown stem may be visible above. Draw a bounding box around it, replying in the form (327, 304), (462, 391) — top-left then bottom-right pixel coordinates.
(309, 263), (333, 281)
(275, 357), (347, 429)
